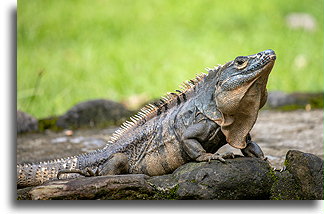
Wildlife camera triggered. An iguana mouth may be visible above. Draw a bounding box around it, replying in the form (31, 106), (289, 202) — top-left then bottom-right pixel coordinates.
(256, 54), (276, 69)
(241, 53), (276, 75)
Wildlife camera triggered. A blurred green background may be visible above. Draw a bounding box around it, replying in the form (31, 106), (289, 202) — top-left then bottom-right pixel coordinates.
(18, 0), (323, 118)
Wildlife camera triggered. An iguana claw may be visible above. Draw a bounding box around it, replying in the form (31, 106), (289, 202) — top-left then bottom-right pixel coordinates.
(280, 166), (286, 172)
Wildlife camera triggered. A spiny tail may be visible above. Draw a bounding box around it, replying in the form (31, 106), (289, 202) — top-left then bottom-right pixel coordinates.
(17, 156), (79, 188)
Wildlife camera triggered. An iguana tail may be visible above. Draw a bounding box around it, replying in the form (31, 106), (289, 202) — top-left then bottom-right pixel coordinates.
(17, 156), (79, 188)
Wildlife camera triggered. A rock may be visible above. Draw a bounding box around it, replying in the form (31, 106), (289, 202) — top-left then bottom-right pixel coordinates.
(270, 171), (303, 200)
(266, 91), (323, 110)
(267, 91), (296, 108)
(18, 157), (274, 200)
(56, 99), (132, 129)
(149, 157), (273, 200)
(27, 174), (153, 200)
(284, 150), (323, 199)
(270, 150), (323, 200)
(17, 110), (38, 133)
(17, 187), (33, 200)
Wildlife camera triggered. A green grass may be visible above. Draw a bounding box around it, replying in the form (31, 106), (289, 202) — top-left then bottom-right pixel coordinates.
(18, 0), (323, 118)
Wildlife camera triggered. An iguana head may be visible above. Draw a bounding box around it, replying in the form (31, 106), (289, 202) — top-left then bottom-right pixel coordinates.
(214, 49), (276, 149)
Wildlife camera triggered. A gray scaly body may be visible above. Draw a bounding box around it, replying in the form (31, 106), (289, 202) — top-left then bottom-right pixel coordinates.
(17, 49), (276, 188)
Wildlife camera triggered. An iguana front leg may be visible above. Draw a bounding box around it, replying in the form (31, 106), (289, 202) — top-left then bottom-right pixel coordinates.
(182, 121), (233, 162)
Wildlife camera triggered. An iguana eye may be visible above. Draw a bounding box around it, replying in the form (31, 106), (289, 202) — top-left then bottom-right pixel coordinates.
(234, 57), (248, 69)
(236, 59), (244, 65)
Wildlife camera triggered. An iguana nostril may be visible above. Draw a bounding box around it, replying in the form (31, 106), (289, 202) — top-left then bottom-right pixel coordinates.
(264, 49), (275, 55)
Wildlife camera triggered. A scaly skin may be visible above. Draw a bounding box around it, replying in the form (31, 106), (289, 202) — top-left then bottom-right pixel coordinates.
(17, 49), (276, 188)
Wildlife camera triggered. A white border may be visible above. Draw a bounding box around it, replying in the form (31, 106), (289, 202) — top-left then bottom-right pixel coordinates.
(1, 0), (322, 213)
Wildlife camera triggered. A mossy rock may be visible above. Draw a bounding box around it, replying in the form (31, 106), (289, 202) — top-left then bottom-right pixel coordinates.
(149, 157), (274, 200)
(284, 150), (323, 199)
(270, 171), (303, 200)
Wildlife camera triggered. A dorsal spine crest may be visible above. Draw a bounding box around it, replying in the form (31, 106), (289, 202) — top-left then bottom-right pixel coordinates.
(107, 72), (210, 144)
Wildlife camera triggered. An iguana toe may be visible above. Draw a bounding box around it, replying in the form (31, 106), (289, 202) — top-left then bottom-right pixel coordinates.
(196, 153), (234, 163)
(221, 152), (235, 159)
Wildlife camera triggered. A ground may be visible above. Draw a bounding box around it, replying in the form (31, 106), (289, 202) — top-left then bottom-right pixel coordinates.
(17, 109), (323, 170)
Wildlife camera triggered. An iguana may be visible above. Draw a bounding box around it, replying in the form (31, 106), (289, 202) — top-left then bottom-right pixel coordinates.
(17, 49), (276, 188)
